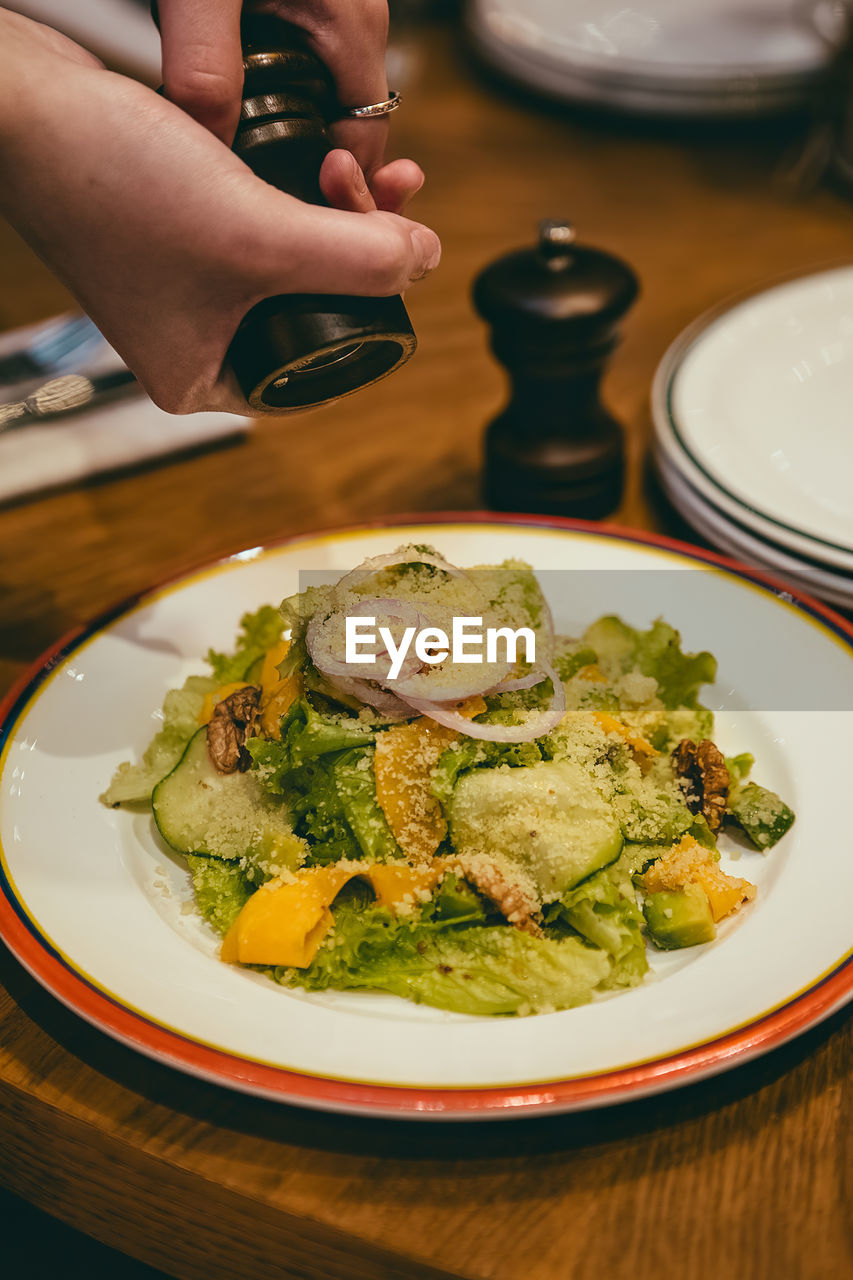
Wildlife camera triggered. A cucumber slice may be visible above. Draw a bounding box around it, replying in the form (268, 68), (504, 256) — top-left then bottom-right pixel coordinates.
(450, 760), (623, 896)
(152, 728), (302, 866)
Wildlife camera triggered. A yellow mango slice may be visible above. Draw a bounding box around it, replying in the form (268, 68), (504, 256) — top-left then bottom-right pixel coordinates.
(198, 682), (250, 726)
(374, 698), (486, 862)
(255, 639), (301, 738)
(220, 860), (448, 968)
(260, 674), (301, 738)
(260, 640), (292, 694)
(221, 865), (352, 967)
(368, 862), (443, 910)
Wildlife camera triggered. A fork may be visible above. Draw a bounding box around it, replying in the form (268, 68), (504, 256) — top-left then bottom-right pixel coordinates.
(0, 313), (104, 384)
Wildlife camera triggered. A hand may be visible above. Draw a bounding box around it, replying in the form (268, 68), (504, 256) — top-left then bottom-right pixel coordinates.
(0, 11), (440, 415)
(158, 0), (413, 211)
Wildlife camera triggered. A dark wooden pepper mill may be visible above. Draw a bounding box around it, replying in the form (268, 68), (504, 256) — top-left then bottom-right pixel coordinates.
(472, 221), (639, 519)
(153, 8), (416, 411)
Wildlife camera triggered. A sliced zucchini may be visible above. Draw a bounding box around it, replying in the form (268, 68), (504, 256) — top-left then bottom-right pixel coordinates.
(152, 727), (303, 867)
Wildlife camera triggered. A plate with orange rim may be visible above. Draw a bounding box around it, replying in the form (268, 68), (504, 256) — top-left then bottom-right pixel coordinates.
(1, 514), (851, 1119)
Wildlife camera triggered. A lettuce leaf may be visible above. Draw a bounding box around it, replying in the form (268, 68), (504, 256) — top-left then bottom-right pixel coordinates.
(100, 673), (217, 805)
(279, 899), (611, 1015)
(250, 699), (376, 781)
(431, 736), (544, 808)
(207, 605), (284, 684)
(583, 616), (716, 711)
(543, 847), (648, 990)
(186, 853), (254, 935)
(248, 702), (388, 864)
(333, 748), (402, 862)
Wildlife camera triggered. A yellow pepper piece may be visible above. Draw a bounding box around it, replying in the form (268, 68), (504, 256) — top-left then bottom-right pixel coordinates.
(641, 835), (756, 923)
(198, 682), (250, 726)
(254, 639), (300, 738)
(374, 697), (487, 862)
(260, 674), (301, 738)
(592, 712), (658, 760)
(221, 865), (353, 967)
(220, 860), (447, 968)
(367, 862), (443, 910)
(576, 663), (607, 684)
(260, 640), (292, 694)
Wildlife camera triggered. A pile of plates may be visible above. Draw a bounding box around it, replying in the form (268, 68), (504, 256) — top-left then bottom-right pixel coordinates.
(465, 0), (839, 117)
(652, 265), (853, 611)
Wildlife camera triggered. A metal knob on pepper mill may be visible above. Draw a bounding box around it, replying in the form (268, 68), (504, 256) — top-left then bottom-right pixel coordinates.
(472, 221), (639, 519)
(152, 8), (416, 411)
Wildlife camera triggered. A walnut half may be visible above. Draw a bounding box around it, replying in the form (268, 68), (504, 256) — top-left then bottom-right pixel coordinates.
(672, 738), (729, 833)
(206, 685), (261, 774)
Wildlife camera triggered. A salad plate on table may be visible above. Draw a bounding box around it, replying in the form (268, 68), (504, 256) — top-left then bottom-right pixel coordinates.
(1, 516), (851, 1119)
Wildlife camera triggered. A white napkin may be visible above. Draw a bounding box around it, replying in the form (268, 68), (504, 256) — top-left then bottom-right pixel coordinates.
(0, 316), (251, 504)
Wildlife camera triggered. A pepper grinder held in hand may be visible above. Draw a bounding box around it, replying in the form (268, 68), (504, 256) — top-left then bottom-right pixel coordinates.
(473, 221), (639, 519)
(229, 16), (416, 411)
(152, 6), (417, 411)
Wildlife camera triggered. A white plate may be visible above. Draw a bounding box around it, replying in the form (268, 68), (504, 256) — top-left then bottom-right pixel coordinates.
(654, 363), (853, 578)
(467, 18), (810, 117)
(466, 0), (834, 115)
(469, 0), (829, 81)
(655, 449), (853, 610)
(1, 518), (852, 1118)
(654, 266), (853, 560)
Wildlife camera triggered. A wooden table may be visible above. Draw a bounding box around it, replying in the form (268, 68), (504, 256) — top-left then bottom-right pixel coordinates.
(1, 20), (850, 1280)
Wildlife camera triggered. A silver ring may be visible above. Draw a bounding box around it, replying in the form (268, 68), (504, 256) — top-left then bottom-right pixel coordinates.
(346, 91), (402, 118)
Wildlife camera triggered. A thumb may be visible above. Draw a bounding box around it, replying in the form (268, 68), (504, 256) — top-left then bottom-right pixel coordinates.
(259, 201), (441, 298)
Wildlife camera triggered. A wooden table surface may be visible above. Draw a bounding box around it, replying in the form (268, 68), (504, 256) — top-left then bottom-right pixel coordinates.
(1, 19), (851, 1280)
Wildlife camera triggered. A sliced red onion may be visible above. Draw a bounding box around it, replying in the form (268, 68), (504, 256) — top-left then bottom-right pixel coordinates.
(491, 668), (547, 693)
(334, 546), (468, 595)
(398, 658), (566, 743)
(306, 597), (425, 682)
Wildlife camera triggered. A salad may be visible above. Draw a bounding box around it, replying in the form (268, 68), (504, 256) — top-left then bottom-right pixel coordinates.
(102, 546), (795, 1017)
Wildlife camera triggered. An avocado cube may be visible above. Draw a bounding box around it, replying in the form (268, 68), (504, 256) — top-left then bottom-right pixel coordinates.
(642, 884), (716, 950)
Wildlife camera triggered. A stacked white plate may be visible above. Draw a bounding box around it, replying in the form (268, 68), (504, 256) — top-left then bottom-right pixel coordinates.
(465, 0), (840, 117)
(652, 265), (853, 611)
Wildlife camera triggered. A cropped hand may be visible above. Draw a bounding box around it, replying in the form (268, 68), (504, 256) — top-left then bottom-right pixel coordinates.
(158, 0), (412, 210)
(0, 11), (439, 415)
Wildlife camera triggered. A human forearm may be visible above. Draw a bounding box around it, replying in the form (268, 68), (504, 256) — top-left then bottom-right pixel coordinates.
(0, 9), (439, 414)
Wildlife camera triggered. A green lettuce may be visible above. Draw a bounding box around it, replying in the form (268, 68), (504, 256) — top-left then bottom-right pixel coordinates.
(250, 699), (376, 779)
(543, 846), (648, 989)
(724, 755), (795, 850)
(611, 785), (694, 846)
(333, 748), (402, 862)
(100, 673), (217, 805)
(207, 604), (284, 684)
(279, 897), (611, 1015)
(431, 737), (544, 808)
(248, 701), (392, 864)
(186, 853), (254, 935)
(583, 616), (716, 711)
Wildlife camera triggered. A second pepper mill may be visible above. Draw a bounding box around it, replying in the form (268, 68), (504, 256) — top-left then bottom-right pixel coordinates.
(473, 221), (639, 519)
(201, 13), (417, 411)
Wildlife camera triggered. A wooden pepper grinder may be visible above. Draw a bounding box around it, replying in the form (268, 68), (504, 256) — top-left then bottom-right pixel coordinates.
(153, 8), (416, 411)
(472, 221), (639, 518)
